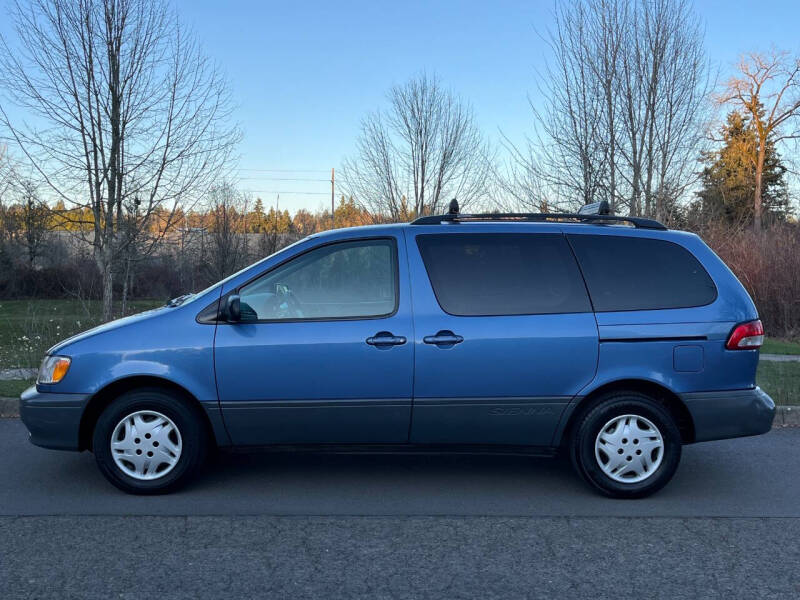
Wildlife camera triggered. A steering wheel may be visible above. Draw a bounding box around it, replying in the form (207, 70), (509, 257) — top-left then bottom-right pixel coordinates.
(274, 284), (304, 318)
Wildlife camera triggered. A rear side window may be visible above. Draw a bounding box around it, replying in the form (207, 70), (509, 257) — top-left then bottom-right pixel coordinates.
(567, 234), (717, 312)
(416, 233), (591, 316)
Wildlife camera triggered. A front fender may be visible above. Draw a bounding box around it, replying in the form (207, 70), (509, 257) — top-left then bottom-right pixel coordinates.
(37, 303), (218, 403)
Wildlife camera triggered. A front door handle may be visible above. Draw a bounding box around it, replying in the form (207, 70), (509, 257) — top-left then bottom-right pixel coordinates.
(423, 330), (464, 346)
(366, 331), (407, 347)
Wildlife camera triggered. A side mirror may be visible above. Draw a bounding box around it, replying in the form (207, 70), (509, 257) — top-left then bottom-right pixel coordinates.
(226, 294), (241, 323)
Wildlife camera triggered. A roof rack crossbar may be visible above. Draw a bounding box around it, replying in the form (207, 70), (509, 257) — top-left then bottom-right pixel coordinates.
(410, 211), (666, 230)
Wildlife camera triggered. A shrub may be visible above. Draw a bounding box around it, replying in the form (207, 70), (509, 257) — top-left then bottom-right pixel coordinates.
(699, 222), (800, 339)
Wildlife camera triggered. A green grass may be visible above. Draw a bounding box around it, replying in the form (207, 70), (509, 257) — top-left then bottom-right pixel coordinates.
(0, 379), (34, 398)
(0, 299), (163, 370)
(757, 360), (800, 405)
(761, 338), (800, 355)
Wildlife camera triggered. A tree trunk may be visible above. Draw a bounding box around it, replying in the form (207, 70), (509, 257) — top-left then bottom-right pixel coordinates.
(607, 106), (617, 213)
(121, 255), (130, 316)
(96, 247), (114, 322)
(754, 145), (765, 232)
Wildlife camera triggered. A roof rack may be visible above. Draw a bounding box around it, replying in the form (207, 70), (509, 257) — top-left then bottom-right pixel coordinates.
(411, 199), (667, 230)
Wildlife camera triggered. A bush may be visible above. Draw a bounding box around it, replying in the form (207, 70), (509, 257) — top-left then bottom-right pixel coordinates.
(0, 260), (101, 299)
(699, 222), (800, 339)
(1, 223), (797, 340)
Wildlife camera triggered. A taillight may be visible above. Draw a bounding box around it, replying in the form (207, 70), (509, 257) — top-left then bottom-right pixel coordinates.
(726, 319), (764, 350)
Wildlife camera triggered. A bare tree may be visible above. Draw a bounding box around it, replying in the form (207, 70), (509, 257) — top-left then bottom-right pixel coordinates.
(719, 50), (800, 230)
(17, 178), (50, 267)
(588, 0), (627, 212)
(204, 183), (249, 282)
(645, 0), (711, 222)
(0, 154), (50, 266)
(514, 0), (711, 219)
(0, 146), (13, 250)
(494, 143), (558, 212)
(118, 194), (141, 314)
(0, 0), (240, 319)
(517, 0), (608, 212)
(616, 0), (711, 220)
(343, 74), (493, 219)
(0, 145), (11, 203)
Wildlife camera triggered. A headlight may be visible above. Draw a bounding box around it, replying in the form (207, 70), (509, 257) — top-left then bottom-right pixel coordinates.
(38, 355), (71, 384)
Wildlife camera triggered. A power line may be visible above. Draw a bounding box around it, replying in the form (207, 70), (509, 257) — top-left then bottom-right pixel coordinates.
(241, 189), (331, 195)
(237, 177), (330, 182)
(236, 167), (340, 202)
(236, 168), (330, 174)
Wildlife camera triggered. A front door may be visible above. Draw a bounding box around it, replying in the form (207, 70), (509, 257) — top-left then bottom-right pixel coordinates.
(215, 235), (413, 445)
(405, 227), (599, 447)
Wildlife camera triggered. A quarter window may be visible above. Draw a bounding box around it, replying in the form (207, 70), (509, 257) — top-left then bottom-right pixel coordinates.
(567, 234), (717, 312)
(416, 233), (592, 316)
(238, 239), (397, 321)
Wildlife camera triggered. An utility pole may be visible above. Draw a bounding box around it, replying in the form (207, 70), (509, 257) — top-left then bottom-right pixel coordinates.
(331, 167), (335, 229)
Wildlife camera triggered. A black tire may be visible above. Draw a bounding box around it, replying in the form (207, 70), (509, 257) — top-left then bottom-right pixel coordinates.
(92, 387), (208, 494)
(570, 392), (682, 499)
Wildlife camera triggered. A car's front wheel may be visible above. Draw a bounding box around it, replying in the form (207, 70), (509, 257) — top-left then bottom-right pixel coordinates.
(570, 392), (682, 498)
(92, 388), (208, 494)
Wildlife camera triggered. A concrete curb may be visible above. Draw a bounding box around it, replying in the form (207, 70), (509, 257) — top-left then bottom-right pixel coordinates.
(760, 354), (800, 362)
(0, 368), (37, 381)
(773, 405), (800, 427)
(1, 397), (799, 428)
(0, 397), (20, 418)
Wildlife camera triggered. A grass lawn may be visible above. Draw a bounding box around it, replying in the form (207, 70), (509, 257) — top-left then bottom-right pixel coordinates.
(757, 360), (800, 406)
(761, 338), (800, 355)
(0, 299), (163, 370)
(0, 379), (34, 398)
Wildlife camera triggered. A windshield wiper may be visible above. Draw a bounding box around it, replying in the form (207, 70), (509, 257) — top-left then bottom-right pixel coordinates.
(166, 294), (193, 307)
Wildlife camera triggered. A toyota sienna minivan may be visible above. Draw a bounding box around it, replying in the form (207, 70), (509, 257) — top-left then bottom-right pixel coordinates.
(20, 202), (775, 498)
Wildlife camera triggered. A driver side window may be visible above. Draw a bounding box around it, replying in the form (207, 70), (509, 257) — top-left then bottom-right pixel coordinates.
(237, 238), (398, 321)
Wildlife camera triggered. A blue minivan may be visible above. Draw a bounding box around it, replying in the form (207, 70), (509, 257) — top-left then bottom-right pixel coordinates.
(20, 203), (775, 497)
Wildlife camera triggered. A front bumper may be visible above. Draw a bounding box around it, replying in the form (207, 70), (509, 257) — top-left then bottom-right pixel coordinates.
(19, 386), (90, 451)
(681, 386), (776, 443)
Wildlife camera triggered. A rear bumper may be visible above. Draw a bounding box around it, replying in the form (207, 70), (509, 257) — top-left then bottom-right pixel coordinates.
(681, 386), (775, 443)
(19, 386), (89, 451)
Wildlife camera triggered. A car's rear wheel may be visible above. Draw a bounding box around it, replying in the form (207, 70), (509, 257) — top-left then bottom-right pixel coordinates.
(92, 388), (208, 494)
(570, 392), (682, 498)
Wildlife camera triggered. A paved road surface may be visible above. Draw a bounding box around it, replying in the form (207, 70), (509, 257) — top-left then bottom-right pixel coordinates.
(1, 419), (799, 599)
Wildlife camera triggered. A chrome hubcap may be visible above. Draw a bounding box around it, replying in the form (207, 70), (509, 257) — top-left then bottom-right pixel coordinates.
(110, 410), (182, 480)
(594, 414), (664, 483)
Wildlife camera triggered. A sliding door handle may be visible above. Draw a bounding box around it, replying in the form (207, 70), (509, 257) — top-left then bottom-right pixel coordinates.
(366, 332), (407, 347)
(423, 330), (464, 346)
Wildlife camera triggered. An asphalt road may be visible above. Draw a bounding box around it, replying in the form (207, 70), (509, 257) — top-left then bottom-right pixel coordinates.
(1, 419), (799, 599)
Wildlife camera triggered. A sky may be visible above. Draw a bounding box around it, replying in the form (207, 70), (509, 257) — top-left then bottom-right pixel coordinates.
(2, 0), (800, 214)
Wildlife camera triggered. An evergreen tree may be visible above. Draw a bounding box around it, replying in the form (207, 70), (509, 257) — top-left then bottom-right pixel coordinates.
(249, 198), (266, 233)
(696, 111), (789, 226)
